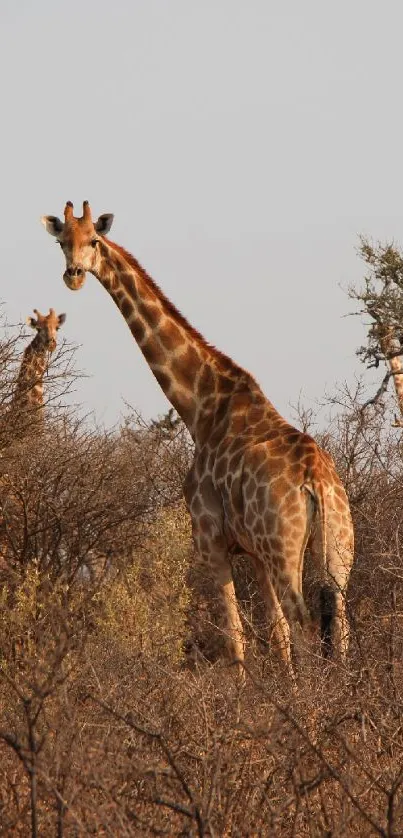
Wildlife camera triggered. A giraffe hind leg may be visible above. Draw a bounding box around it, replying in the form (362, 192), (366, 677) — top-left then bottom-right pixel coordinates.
(320, 584), (336, 658)
(310, 517), (353, 661)
(321, 582), (350, 662)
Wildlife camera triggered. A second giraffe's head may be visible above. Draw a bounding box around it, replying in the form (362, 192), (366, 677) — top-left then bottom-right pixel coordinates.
(41, 201), (114, 290)
(27, 308), (66, 353)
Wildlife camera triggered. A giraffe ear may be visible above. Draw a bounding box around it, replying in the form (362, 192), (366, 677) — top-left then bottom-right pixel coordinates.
(57, 313), (67, 328)
(41, 215), (64, 236)
(94, 214), (114, 235)
(26, 316), (38, 329)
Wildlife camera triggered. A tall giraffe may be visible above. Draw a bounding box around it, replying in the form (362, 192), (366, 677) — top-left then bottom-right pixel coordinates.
(3, 308), (66, 439)
(41, 201), (354, 675)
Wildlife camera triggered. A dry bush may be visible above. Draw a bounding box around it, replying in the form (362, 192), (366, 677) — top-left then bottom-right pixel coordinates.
(2, 639), (402, 835)
(95, 502), (192, 666)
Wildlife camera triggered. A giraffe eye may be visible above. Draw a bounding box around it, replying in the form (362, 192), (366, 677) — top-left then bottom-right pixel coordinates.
(90, 239), (98, 248)
(56, 240), (63, 248)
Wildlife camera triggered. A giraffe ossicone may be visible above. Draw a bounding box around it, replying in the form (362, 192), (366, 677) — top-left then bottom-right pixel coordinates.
(41, 201), (354, 679)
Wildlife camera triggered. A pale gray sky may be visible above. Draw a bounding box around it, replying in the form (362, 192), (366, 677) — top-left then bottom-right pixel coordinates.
(1, 1), (403, 426)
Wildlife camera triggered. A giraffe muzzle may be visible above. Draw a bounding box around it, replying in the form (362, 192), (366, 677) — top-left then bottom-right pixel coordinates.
(63, 266), (86, 291)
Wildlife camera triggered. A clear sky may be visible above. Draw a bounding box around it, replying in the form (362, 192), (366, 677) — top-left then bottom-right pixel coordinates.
(1, 1), (403, 427)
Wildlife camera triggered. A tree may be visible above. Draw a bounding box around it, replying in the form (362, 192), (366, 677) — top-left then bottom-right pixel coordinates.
(351, 238), (403, 425)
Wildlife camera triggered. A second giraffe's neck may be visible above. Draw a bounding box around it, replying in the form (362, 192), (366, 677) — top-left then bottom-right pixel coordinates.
(92, 237), (257, 441)
(14, 336), (47, 412)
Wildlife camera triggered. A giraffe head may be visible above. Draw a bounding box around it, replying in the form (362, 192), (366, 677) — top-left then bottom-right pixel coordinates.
(26, 308), (66, 352)
(41, 201), (114, 290)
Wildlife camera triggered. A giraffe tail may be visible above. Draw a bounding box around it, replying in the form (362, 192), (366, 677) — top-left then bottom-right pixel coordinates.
(310, 477), (336, 658)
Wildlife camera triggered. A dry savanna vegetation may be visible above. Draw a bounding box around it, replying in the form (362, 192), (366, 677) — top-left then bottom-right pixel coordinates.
(1, 240), (403, 836)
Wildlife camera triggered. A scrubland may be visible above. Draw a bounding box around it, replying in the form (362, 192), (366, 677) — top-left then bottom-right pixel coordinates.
(0, 317), (402, 837)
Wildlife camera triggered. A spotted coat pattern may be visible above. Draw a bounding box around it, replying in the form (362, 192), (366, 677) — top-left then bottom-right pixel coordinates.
(41, 202), (354, 676)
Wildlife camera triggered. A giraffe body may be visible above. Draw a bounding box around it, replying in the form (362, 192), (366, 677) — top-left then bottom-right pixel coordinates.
(41, 202), (354, 674)
(184, 390), (352, 667)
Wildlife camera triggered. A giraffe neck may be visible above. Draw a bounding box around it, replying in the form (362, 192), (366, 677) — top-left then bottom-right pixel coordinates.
(92, 237), (258, 441)
(13, 336), (47, 413)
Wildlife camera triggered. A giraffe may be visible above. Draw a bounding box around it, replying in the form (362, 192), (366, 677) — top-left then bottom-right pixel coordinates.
(41, 201), (354, 676)
(377, 324), (403, 427)
(0, 308), (66, 573)
(1, 308), (66, 441)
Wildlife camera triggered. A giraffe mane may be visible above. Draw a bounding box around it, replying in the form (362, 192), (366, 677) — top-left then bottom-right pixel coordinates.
(104, 237), (259, 385)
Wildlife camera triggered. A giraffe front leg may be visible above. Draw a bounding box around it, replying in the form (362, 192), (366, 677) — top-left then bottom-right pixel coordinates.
(193, 530), (246, 680)
(214, 553), (246, 670)
(252, 557), (296, 682)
